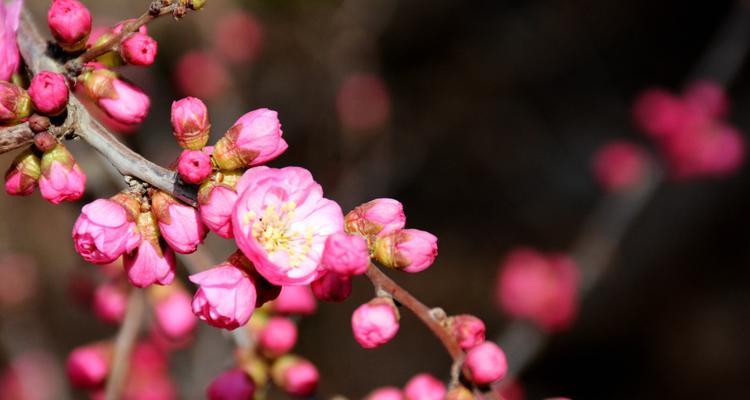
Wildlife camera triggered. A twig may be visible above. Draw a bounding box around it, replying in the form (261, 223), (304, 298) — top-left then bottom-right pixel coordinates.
(104, 289), (146, 400)
(0, 123), (34, 154)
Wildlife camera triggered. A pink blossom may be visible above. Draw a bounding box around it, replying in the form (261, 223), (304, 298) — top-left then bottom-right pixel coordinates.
(366, 387), (405, 400)
(120, 32), (157, 66)
(199, 183), (238, 239)
(403, 373), (446, 400)
(214, 11), (263, 64)
(448, 314), (486, 350)
(72, 197), (141, 264)
(152, 286), (197, 341)
(28, 71), (68, 116)
(92, 281), (128, 324)
(0, 81), (30, 125)
(0, 351), (64, 400)
(152, 191), (206, 254)
(311, 272), (352, 302)
(592, 140), (649, 192)
(177, 150), (212, 184)
(337, 73), (391, 131)
(351, 298), (400, 349)
(213, 109), (288, 170)
(465, 342), (507, 385)
(271, 285), (317, 315)
(65, 342), (111, 389)
(345, 198), (406, 237)
(39, 144), (86, 204)
(207, 369), (256, 400)
(4, 148), (40, 196)
(632, 88), (689, 138)
(683, 80), (728, 119)
(271, 356), (319, 397)
(98, 78), (150, 125)
(0, 0), (21, 82)
(232, 166), (344, 285)
(259, 316), (297, 357)
(189, 258), (257, 330)
(373, 229), (438, 273)
(47, 0), (91, 52)
(496, 248), (579, 332)
(174, 51), (229, 100)
(322, 232), (370, 276)
(171, 97), (210, 150)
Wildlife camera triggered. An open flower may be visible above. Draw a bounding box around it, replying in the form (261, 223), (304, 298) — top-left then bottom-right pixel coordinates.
(232, 166), (344, 285)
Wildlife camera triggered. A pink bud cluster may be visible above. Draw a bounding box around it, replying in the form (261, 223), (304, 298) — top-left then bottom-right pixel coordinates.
(632, 81), (745, 179)
(5, 142), (86, 204)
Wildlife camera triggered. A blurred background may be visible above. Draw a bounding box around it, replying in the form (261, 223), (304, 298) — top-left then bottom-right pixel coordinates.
(2, 0), (750, 399)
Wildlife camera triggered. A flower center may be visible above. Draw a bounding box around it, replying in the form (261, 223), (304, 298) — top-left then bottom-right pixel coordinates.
(245, 201), (313, 268)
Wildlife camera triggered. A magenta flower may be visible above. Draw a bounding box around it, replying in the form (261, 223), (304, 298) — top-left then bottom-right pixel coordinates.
(351, 297), (400, 349)
(124, 211), (175, 288)
(171, 97), (210, 150)
(403, 374), (446, 400)
(232, 166), (344, 285)
(151, 191), (206, 254)
(189, 256), (257, 330)
(592, 140), (649, 192)
(177, 149), (212, 184)
(373, 229), (438, 273)
(258, 316), (298, 358)
(199, 183), (238, 238)
(366, 387), (405, 400)
(345, 198), (406, 238)
(47, 0), (91, 52)
(322, 232), (370, 276)
(92, 281), (128, 324)
(213, 108), (288, 170)
(39, 143), (86, 204)
(271, 285), (317, 315)
(72, 195), (141, 265)
(65, 342), (111, 389)
(207, 369), (256, 400)
(465, 341), (508, 385)
(120, 32), (157, 66)
(152, 286), (197, 341)
(0, 0), (22, 82)
(311, 272), (352, 303)
(447, 314), (486, 350)
(4, 148), (40, 196)
(28, 71), (68, 116)
(271, 356), (319, 397)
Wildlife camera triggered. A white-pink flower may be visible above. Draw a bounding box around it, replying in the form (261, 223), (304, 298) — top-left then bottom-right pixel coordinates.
(232, 166), (344, 286)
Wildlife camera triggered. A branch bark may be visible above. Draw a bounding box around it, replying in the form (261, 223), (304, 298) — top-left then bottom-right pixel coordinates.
(104, 290), (146, 400)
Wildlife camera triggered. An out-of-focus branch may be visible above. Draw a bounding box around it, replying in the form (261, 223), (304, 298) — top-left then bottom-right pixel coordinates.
(104, 290), (146, 400)
(0, 123), (34, 154)
(15, 9), (197, 205)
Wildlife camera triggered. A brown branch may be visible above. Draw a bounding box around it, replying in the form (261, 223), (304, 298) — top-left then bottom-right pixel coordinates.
(0, 123), (34, 154)
(15, 9), (197, 205)
(365, 263), (465, 364)
(104, 289), (146, 400)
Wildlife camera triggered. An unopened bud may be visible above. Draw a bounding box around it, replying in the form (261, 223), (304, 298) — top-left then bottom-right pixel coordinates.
(47, 0), (92, 52)
(28, 71), (69, 116)
(4, 149), (41, 196)
(171, 97), (210, 150)
(29, 115), (51, 134)
(39, 144), (86, 204)
(345, 198), (406, 238)
(120, 33), (158, 66)
(465, 341), (508, 385)
(351, 297), (400, 349)
(373, 229), (438, 273)
(271, 355), (319, 397)
(212, 108), (287, 170)
(177, 149), (212, 184)
(0, 81), (31, 125)
(446, 314), (486, 350)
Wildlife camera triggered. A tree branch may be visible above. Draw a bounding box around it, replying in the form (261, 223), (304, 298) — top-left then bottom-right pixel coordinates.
(104, 289), (146, 400)
(0, 123), (34, 154)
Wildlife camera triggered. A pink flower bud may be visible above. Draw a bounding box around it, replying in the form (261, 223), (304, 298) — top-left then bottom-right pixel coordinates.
(271, 356), (319, 397)
(47, 0), (91, 52)
(337, 73), (391, 131)
(683, 80), (728, 119)
(81, 70), (150, 126)
(151, 191), (207, 254)
(4, 149), (40, 196)
(0, 81), (31, 125)
(351, 297), (400, 349)
(28, 71), (68, 116)
(322, 232), (370, 276)
(72, 195), (141, 264)
(465, 342), (508, 385)
(199, 183), (238, 238)
(92, 281), (128, 324)
(189, 256), (257, 330)
(592, 140), (649, 192)
(120, 32), (157, 66)
(213, 109), (288, 170)
(207, 369), (256, 400)
(447, 314), (486, 350)
(496, 248), (579, 331)
(373, 229), (438, 273)
(171, 97), (211, 150)
(632, 88), (688, 138)
(271, 285), (317, 315)
(311, 272), (352, 302)
(214, 11), (263, 64)
(259, 316), (297, 358)
(345, 198), (406, 237)
(366, 387), (405, 400)
(151, 285), (197, 341)
(177, 150), (212, 184)
(39, 143), (86, 204)
(175, 51), (229, 100)
(403, 373), (446, 400)
(124, 212), (176, 288)
(0, 0), (22, 82)
(66, 342), (111, 389)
